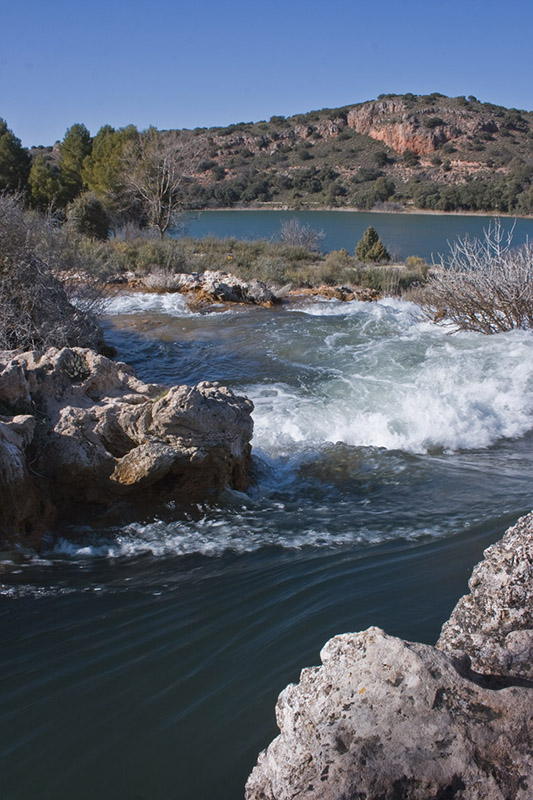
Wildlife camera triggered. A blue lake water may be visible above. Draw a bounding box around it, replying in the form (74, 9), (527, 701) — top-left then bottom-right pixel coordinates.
(182, 209), (533, 261)
(2, 272), (533, 798)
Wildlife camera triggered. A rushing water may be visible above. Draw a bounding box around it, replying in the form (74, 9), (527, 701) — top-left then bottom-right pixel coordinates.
(2, 293), (533, 800)
(182, 209), (533, 261)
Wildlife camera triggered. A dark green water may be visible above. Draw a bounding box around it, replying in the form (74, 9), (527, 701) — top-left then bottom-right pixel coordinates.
(183, 209), (533, 261)
(2, 296), (533, 800)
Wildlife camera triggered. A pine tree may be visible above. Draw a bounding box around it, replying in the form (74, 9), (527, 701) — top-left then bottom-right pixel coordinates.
(0, 118), (31, 193)
(58, 123), (92, 204)
(27, 153), (62, 210)
(355, 226), (390, 263)
(82, 124), (137, 213)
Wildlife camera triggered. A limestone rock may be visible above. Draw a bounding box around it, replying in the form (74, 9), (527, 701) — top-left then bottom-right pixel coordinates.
(246, 628), (533, 800)
(140, 269), (280, 307)
(346, 98), (499, 156)
(246, 513), (533, 799)
(0, 347), (254, 546)
(437, 512), (533, 681)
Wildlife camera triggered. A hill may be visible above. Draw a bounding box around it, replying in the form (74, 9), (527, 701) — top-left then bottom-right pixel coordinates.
(177, 92), (533, 214)
(7, 93), (533, 219)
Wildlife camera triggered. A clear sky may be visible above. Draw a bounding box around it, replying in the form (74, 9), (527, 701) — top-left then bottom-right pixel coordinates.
(2, 0), (533, 147)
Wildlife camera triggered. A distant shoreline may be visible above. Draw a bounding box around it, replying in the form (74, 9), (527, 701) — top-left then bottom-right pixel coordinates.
(196, 205), (533, 221)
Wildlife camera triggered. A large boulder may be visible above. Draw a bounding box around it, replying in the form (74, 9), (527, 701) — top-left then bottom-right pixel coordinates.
(0, 347), (254, 547)
(246, 513), (533, 799)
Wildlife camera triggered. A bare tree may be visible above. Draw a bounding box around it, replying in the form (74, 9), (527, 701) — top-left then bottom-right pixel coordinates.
(415, 220), (533, 334)
(122, 128), (204, 238)
(279, 218), (325, 252)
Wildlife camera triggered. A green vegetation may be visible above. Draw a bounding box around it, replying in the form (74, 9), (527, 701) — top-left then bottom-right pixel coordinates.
(66, 192), (110, 240)
(355, 226), (391, 263)
(0, 118), (31, 193)
(2, 92), (533, 244)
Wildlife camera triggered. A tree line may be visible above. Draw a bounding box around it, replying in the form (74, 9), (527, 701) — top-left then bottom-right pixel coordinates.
(0, 118), (208, 239)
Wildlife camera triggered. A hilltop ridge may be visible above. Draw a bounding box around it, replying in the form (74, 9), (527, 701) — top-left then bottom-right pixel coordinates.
(11, 93), (533, 218)
(180, 92), (533, 214)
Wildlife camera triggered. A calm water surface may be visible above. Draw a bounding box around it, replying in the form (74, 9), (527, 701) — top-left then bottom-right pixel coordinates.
(2, 292), (533, 800)
(182, 209), (533, 261)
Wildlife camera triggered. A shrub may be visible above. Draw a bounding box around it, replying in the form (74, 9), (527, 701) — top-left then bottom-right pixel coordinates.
(355, 227), (390, 263)
(415, 221), (533, 333)
(279, 218), (325, 252)
(66, 192), (110, 240)
(0, 195), (103, 350)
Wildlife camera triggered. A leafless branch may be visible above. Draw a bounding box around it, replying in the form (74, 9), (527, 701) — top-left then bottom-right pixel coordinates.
(415, 220), (533, 333)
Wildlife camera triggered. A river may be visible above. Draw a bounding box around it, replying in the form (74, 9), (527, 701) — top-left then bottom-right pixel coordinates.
(1, 260), (533, 798)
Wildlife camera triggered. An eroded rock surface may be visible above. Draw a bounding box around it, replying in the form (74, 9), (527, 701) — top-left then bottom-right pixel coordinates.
(438, 513), (533, 682)
(246, 513), (533, 799)
(141, 269), (280, 307)
(0, 347), (254, 547)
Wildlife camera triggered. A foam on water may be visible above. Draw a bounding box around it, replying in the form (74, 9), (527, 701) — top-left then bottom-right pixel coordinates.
(5, 296), (529, 566)
(103, 291), (197, 316)
(41, 508), (438, 563)
(249, 300), (533, 454)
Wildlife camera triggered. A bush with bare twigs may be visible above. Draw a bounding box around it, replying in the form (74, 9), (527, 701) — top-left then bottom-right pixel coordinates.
(0, 195), (105, 351)
(415, 221), (533, 334)
(279, 218), (325, 252)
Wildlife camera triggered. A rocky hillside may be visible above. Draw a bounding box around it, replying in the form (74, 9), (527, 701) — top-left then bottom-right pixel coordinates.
(164, 93), (531, 215)
(24, 93), (533, 217)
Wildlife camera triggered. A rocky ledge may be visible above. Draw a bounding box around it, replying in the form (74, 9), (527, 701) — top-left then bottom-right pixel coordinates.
(0, 347), (253, 549)
(246, 513), (533, 800)
(120, 269), (282, 307)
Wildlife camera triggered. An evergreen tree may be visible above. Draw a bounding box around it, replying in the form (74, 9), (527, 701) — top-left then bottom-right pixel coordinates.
(0, 118), (31, 193)
(355, 226), (390, 263)
(58, 123), (92, 204)
(82, 124), (137, 212)
(27, 153), (62, 210)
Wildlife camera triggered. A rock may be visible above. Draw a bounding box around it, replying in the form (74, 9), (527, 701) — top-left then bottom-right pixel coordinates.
(246, 513), (533, 799)
(291, 285), (382, 303)
(139, 269), (280, 307)
(0, 347), (254, 547)
(0, 415), (55, 548)
(437, 512), (533, 681)
(346, 98), (504, 157)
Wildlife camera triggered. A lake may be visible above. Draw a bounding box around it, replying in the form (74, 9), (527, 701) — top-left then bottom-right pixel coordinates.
(1, 222), (533, 799)
(182, 209), (533, 261)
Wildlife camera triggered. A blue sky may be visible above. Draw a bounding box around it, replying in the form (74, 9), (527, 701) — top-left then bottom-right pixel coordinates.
(2, 0), (533, 147)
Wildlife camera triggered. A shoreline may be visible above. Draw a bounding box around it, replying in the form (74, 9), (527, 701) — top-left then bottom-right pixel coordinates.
(191, 204), (533, 221)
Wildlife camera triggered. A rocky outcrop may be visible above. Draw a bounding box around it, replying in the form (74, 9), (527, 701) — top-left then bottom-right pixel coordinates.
(0, 415), (55, 548)
(0, 347), (254, 548)
(290, 285), (382, 303)
(140, 270), (280, 307)
(347, 101), (451, 155)
(438, 513), (533, 682)
(346, 98), (500, 156)
(246, 513), (533, 799)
